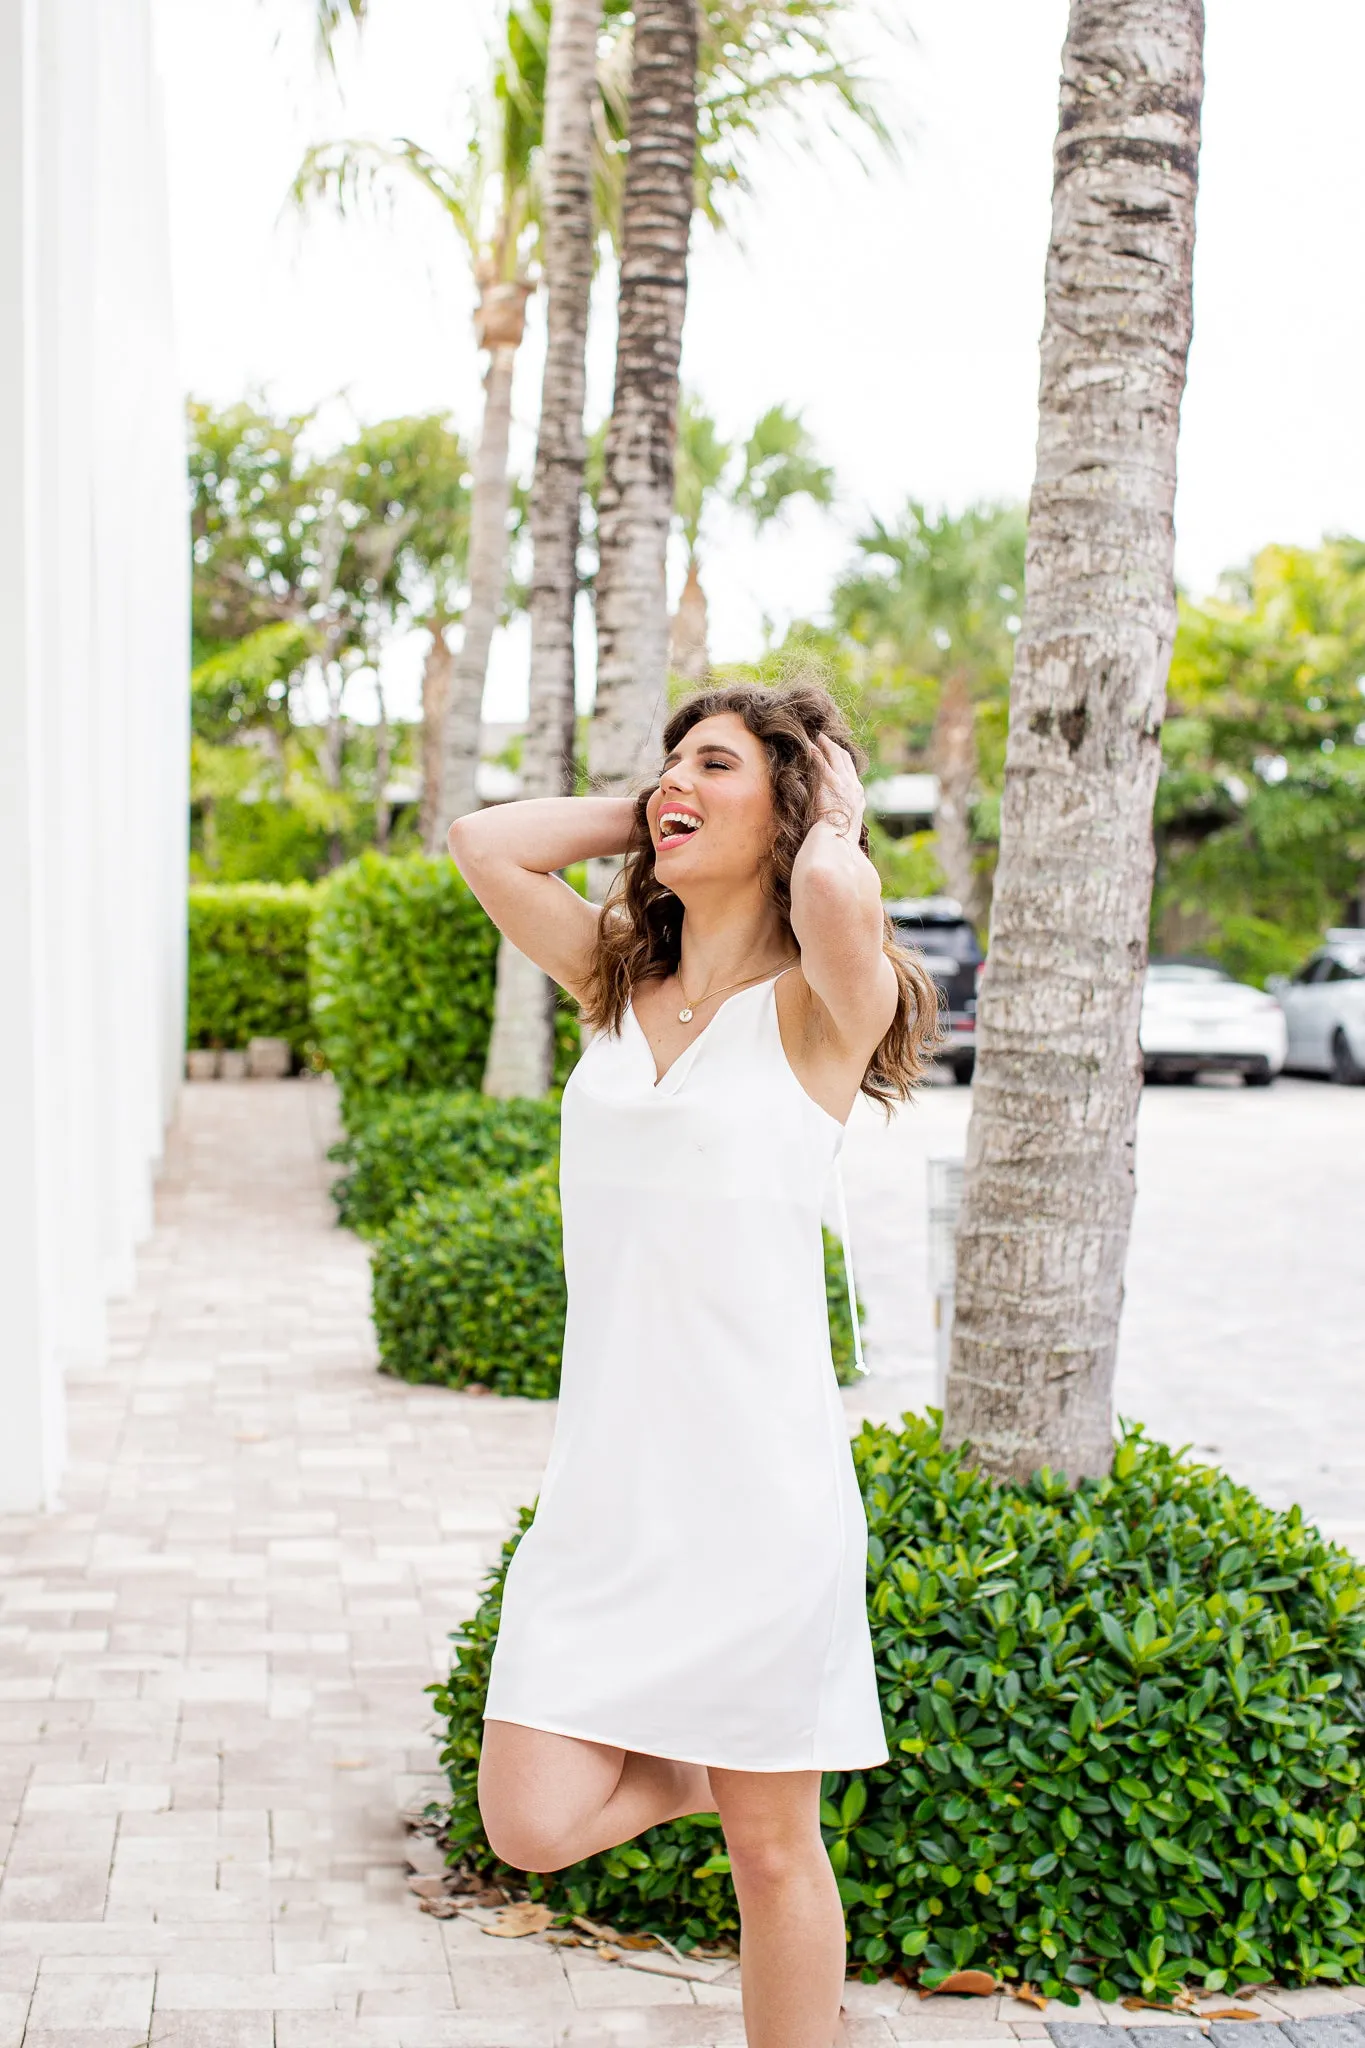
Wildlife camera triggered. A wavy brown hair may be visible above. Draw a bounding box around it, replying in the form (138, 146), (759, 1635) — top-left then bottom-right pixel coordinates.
(581, 681), (942, 1109)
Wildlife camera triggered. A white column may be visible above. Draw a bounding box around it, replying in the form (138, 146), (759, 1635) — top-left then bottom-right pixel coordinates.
(0, 0), (187, 1511)
(0, 0), (65, 1512)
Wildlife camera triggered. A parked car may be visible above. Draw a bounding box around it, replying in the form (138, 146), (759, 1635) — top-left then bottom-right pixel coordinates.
(1140, 959), (1287, 1085)
(1271, 930), (1365, 1083)
(885, 896), (982, 1084)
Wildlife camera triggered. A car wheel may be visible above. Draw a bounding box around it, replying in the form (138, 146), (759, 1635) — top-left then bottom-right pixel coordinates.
(1331, 1029), (1365, 1086)
(952, 1054), (975, 1086)
(1243, 1060), (1273, 1088)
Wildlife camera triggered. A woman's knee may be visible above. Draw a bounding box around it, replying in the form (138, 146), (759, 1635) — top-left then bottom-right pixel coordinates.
(724, 1815), (823, 1894)
(479, 1801), (576, 1874)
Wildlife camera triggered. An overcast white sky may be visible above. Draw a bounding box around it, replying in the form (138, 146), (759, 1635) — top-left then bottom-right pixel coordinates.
(154, 0), (1365, 722)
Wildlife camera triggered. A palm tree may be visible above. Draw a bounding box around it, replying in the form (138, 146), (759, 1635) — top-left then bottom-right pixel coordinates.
(480, 0), (601, 1099)
(831, 501), (1027, 925)
(669, 395), (835, 684)
(942, 0), (1205, 1484)
(589, 0), (700, 809)
(290, 126), (533, 841)
(588, 0), (894, 815)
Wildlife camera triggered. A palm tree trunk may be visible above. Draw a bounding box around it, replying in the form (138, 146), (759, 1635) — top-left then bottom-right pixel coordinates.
(930, 669), (981, 925)
(419, 621), (453, 851)
(668, 554), (709, 684)
(429, 324), (524, 846)
(588, 0), (699, 846)
(372, 675), (392, 851)
(942, 0), (1204, 1484)
(482, 0), (598, 1099)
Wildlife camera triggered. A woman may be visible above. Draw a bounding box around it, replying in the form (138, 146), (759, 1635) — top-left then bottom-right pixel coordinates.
(448, 681), (937, 2047)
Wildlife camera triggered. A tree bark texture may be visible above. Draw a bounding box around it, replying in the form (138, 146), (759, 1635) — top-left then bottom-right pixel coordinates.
(429, 332), (522, 847)
(419, 624), (453, 852)
(942, 0), (1204, 1484)
(589, 0), (699, 807)
(930, 670), (982, 926)
(668, 556), (709, 684)
(482, 0), (597, 1098)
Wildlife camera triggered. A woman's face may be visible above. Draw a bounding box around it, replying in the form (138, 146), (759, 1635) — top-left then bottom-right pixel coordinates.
(645, 713), (776, 892)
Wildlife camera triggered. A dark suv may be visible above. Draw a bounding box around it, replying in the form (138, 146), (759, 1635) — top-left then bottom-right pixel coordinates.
(885, 897), (984, 1084)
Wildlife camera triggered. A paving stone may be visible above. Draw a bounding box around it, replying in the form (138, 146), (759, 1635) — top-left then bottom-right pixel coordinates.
(4, 1077), (1365, 2048)
(1283, 2025), (1365, 2048)
(1046, 2029), (1130, 2048)
(1209, 2029), (1288, 2048)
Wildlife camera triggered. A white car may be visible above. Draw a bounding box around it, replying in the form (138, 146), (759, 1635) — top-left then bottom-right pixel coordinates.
(1272, 932), (1365, 1083)
(1140, 960), (1287, 1086)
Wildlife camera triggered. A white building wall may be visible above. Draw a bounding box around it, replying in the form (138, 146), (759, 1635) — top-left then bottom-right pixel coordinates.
(0, 0), (187, 1511)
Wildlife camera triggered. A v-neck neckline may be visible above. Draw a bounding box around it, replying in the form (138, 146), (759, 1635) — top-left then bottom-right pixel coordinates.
(628, 969), (791, 1092)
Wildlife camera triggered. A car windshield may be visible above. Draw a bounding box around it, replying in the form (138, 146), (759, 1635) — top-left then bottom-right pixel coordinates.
(1146, 964), (1231, 985)
(892, 920), (980, 962)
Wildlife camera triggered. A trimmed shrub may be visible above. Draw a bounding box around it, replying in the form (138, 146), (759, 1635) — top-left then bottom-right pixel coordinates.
(312, 852), (581, 1099)
(371, 1162), (864, 1395)
(330, 1091), (561, 1236)
(372, 1167), (567, 1399)
(430, 1418), (1365, 1997)
(187, 883), (315, 1059)
(311, 854), (500, 1096)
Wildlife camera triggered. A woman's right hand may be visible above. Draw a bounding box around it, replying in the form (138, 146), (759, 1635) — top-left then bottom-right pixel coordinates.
(447, 796), (638, 999)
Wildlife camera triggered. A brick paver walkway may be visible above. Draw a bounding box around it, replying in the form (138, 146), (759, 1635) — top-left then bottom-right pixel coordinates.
(1, 1079), (1362, 2048)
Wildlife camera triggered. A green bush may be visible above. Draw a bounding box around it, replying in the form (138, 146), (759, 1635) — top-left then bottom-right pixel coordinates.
(372, 1167), (567, 1399)
(331, 1091), (561, 1236)
(186, 883), (315, 1059)
(311, 854), (500, 1096)
(430, 1418), (1365, 1997)
(312, 852), (581, 1099)
(371, 1157), (863, 1396)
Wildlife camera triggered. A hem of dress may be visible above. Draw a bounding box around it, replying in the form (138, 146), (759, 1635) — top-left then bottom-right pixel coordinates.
(482, 1708), (889, 1774)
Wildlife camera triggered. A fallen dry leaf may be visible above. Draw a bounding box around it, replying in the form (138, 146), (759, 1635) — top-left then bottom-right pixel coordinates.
(1200, 2010), (1262, 2022)
(486, 1901), (555, 1938)
(595, 1943), (621, 1961)
(923, 1970), (998, 1998)
(572, 1915), (619, 1941)
(406, 1875), (448, 1899)
(615, 1934), (659, 1951)
(418, 1898), (461, 1919)
(1122, 1998), (1180, 2013)
(1014, 1985), (1049, 2012)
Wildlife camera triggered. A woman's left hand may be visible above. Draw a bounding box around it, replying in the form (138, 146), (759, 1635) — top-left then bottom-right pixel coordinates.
(812, 734), (866, 842)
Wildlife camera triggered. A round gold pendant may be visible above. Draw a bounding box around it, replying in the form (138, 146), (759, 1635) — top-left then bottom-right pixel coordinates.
(678, 1006), (693, 1023)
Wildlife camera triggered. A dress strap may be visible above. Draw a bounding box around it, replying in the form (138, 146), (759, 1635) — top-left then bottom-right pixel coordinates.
(832, 1161), (868, 1376)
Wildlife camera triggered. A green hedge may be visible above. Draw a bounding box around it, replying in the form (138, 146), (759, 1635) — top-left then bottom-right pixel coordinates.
(331, 1091), (561, 1236)
(311, 854), (500, 1096)
(311, 852), (580, 1100)
(371, 1159), (864, 1396)
(430, 1418), (1365, 1999)
(186, 883), (315, 1059)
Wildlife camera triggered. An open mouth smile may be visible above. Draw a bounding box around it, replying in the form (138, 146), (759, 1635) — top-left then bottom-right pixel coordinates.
(656, 807), (703, 852)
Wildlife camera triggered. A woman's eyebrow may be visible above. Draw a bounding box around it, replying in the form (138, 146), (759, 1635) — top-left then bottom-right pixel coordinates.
(660, 741), (745, 771)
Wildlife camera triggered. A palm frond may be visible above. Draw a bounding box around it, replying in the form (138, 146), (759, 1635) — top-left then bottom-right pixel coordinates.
(287, 136), (483, 264)
(313, 0), (369, 71)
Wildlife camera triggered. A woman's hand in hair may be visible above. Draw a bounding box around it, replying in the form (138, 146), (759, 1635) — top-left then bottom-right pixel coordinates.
(787, 740), (897, 1079)
(810, 734), (866, 841)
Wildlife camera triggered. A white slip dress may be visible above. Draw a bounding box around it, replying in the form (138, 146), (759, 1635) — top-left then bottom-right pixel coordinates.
(482, 971), (888, 1773)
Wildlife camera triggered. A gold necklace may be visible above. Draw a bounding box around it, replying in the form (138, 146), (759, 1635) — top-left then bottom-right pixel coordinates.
(674, 958), (797, 1024)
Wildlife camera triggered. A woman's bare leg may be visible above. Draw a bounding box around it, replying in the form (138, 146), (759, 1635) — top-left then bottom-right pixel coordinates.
(710, 1767), (847, 2048)
(479, 1720), (714, 1872)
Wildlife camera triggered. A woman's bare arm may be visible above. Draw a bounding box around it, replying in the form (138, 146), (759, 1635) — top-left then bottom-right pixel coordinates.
(448, 797), (637, 1000)
(788, 740), (898, 1058)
